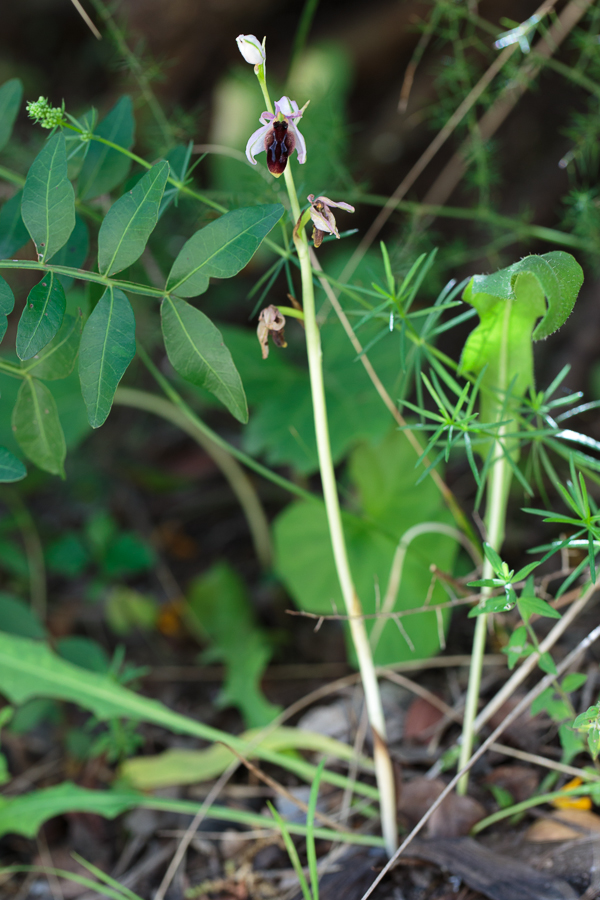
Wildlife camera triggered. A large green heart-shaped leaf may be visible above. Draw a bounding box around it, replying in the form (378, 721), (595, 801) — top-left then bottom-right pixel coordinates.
(16, 273), (66, 360)
(243, 320), (405, 474)
(98, 160), (169, 276)
(166, 204), (283, 298)
(77, 96), (135, 200)
(161, 295), (247, 422)
(79, 287), (136, 428)
(12, 378), (66, 476)
(275, 430), (458, 666)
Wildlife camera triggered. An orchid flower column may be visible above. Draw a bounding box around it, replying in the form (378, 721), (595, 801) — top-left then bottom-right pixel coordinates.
(236, 35), (398, 856)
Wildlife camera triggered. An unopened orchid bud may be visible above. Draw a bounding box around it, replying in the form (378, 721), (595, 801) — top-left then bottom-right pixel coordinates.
(257, 305), (287, 359)
(236, 34), (266, 67)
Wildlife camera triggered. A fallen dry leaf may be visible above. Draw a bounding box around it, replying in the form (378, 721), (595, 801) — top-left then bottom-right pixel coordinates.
(397, 776), (485, 836)
(483, 764), (539, 803)
(525, 808), (600, 842)
(404, 696), (445, 742)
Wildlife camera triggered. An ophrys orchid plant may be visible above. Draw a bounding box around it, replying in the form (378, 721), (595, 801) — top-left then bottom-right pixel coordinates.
(237, 36), (397, 856)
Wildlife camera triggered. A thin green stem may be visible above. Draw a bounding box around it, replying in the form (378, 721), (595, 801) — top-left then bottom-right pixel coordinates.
(0, 260), (166, 299)
(281, 175), (397, 857)
(114, 387), (273, 569)
(471, 784), (599, 834)
(287, 0), (321, 81)
(0, 165), (25, 187)
(136, 345), (316, 504)
(254, 67), (397, 854)
(1, 490), (47, 620)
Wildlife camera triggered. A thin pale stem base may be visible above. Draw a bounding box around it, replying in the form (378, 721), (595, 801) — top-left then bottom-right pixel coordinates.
(457, 440), (512, 793)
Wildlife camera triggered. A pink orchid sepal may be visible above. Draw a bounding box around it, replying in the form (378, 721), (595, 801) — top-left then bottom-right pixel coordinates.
(307, 195), (355, 247)
(246, 96), (308, 177)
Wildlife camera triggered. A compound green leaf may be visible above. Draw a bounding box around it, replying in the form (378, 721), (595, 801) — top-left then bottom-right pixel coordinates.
(0, 191), (29, 260)
(78, 287), (136, 428)
(12, 378), (66, 477)
(0, 448), (26, 483)
(78, 96), (135, 200)
(16, 273), (66, 360)
(21, 133), (75, 262)
(98, 160), (169, 276)
(0, 275), (14, 344)
(161, 295), (247, 422)
(0, 78), (23, 153)
(23, 311), (82, 381)
(166, 204), (283, 298)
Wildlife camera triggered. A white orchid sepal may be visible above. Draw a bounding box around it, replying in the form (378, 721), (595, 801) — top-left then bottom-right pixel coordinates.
(236, 34), (266, 69)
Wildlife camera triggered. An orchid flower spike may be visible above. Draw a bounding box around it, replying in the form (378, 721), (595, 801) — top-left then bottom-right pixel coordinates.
(307, 195), (355, 248)
(236, 34), (266, 68)
(246, 96), (307, 177)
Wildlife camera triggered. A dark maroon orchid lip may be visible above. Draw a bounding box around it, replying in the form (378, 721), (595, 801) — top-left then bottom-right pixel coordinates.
(245, 96), (307, 176)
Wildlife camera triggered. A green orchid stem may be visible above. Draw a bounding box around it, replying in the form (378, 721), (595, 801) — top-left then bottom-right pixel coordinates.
(295, 199), (397, 858)
(254, 70), (397, 853)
